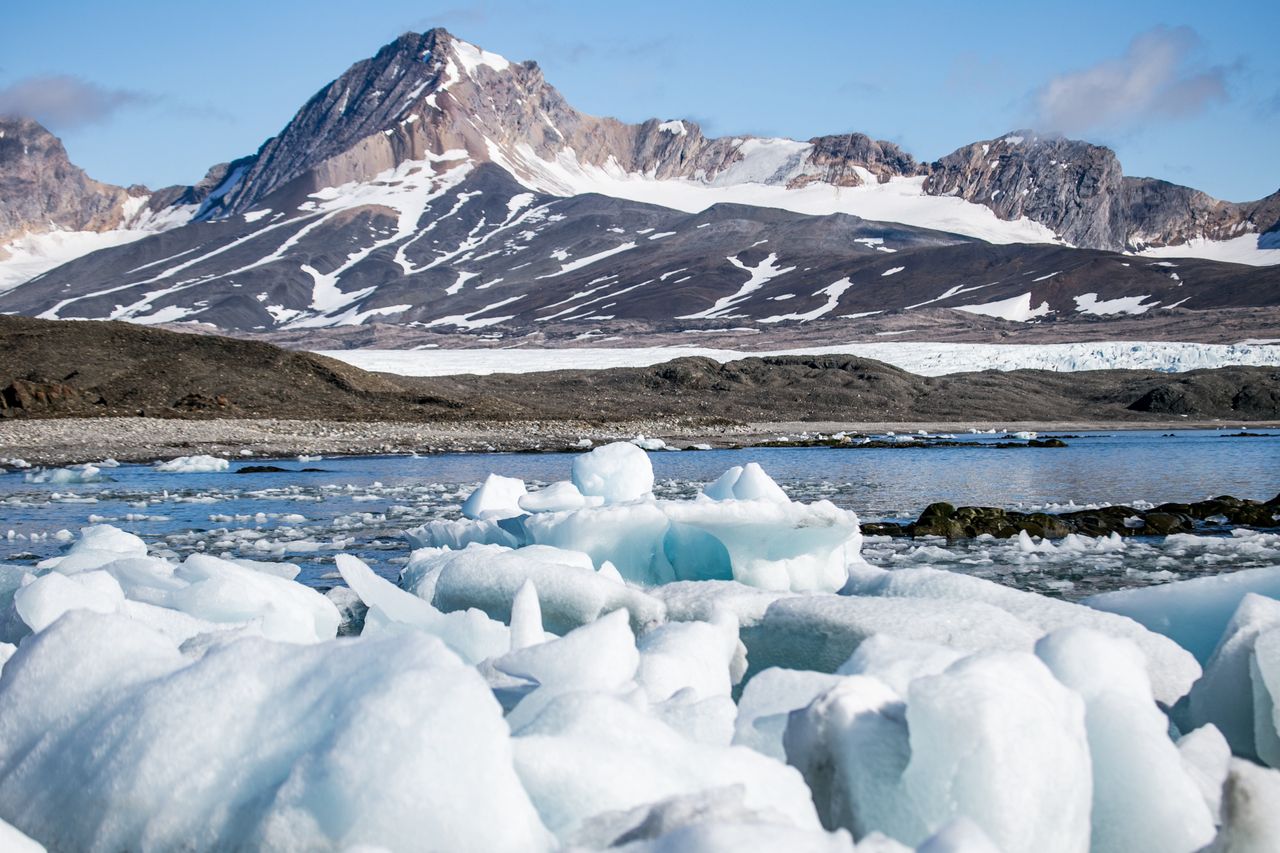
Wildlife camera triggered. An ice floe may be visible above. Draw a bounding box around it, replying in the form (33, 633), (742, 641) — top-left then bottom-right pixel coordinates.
(1, 441), (1278, 851)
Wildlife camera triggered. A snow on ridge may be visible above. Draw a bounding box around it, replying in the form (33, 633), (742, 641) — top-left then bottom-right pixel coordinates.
(657, 120), (687, 136)
(1136, 233), (1280, 267)
(318, 340), (1280, 378)
(450, 38), (511, 75)
(483, 140), (1064, 246)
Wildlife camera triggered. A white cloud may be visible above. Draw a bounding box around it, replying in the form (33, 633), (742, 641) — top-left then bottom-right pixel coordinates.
(1032, 26), (1228, 135)
(0, 75), (152, 130)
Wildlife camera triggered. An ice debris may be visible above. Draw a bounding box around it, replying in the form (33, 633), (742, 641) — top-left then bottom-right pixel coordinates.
(2, 441), (1279, 851)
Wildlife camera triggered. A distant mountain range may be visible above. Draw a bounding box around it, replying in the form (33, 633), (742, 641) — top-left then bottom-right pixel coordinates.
(0, 28), (1277, 341)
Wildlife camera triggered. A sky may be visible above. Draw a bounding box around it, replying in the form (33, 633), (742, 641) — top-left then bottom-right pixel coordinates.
(1, 0), (1277, 201)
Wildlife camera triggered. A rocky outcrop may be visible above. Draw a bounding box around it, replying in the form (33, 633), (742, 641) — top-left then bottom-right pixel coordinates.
(0, 117), (243, 259)
(863, 493), (1280, 540)
(0, 117), (134, 248)
(923, 131), (1280, 251)
(790, 133), (922, 188)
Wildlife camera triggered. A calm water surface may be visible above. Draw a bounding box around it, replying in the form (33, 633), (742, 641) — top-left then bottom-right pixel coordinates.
(3, 430), (1277, 599)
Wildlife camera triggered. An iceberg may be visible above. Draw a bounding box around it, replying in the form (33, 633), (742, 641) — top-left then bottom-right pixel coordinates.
(461, 473), (528, 520)
(0, 611), (551, 852)
(1085, 565), (1280, 664)
(572, 441), (655, 503)
(154, 454), (230, 473)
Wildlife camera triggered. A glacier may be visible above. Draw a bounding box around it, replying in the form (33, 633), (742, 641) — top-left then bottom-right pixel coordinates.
(321, 339), (1280, 379)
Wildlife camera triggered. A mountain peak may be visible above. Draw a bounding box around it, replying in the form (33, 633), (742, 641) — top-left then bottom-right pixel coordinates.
(0, 116), (134, 246)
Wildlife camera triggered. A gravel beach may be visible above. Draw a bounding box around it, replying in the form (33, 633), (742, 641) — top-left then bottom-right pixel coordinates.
(4, 416), (1276, 467)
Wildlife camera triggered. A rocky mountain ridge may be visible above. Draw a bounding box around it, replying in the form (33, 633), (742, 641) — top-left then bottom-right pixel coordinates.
(198, 28), (1278, 254)
(1, 27), (1278, 339)
(0, 117), (138, 248)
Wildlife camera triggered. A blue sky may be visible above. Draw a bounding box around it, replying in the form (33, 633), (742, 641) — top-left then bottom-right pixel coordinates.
(2, 0), (1276, 201)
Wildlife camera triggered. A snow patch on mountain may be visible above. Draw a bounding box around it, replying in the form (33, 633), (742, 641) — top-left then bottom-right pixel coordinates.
(955, 292), (1052, 322)
(1074, 293), (1159, 316)
(679, 252), (798, 320)
(759, 277), (855, 323)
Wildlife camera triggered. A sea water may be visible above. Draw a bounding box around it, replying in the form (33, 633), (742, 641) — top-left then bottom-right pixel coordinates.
(2, 429), (1276, 599)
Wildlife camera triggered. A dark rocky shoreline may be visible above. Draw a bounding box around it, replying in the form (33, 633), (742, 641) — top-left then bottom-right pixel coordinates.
(863, 493), (1280, 540)
(5, 315), (1280, 425)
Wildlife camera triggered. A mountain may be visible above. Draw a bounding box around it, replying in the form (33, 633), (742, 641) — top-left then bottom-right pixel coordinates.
(0, 116), (242, 292)
(1, 28), (1277, 341)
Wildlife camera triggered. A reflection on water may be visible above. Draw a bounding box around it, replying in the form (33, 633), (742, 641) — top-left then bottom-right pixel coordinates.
(2, 430), (1277, 597)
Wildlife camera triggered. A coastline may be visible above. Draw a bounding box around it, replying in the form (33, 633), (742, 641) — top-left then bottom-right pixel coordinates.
(3, 416), (1277, 468)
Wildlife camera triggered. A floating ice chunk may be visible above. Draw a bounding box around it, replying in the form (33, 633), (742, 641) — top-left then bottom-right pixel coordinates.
(0, 611), (551, 852)
(168, 553), (339, 643)
(584, 786), (854, 852)
(524, 502), (675, 585)
(636, 610), (741, 702)
(325, 585), (367, 636)
(1252, 629), (1280, 768)
(511, 690), (822, 842)
(38, 524), (148, 573)
(23, 464), (102, 484)
(411, 543), (666, 634)
(461, 473), (528, 520)
(1085, 565), (1280, 664)
(14, 570), (124, 633)
(849, 566), (1202, 706)
(571, 442), (654, 504)
(704, 465), (745, 500)
(509, 579), (545, 650)
(902, 652), (1091, 852)
(652, 579), (794, 627)
(228, 557), (300, 581)
(734, 667), (844, 761)
(40, 539), (340, 645)
(651, 690), (737, 747)
(741, 595), (1040, 680)
(631, 434), (668, 451)
(703, 463), (789, 503)
(404, 516), (520, 550)
(662, 499), (859, 592)
(1036, 628), (1215, 852)
(1184, 594), (1280, 759)
(496, 608), (638, 694)
(1213, 758), (1280, 851)
(497, 609), (640, 729)
(837, 635), (963, 698)
(153, 455), (229, 473)
(336, 553), (509, 664)
(784, 675), (917, 841)
(519, 480), (588, 513)
(1178, 725), (1232, 820)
